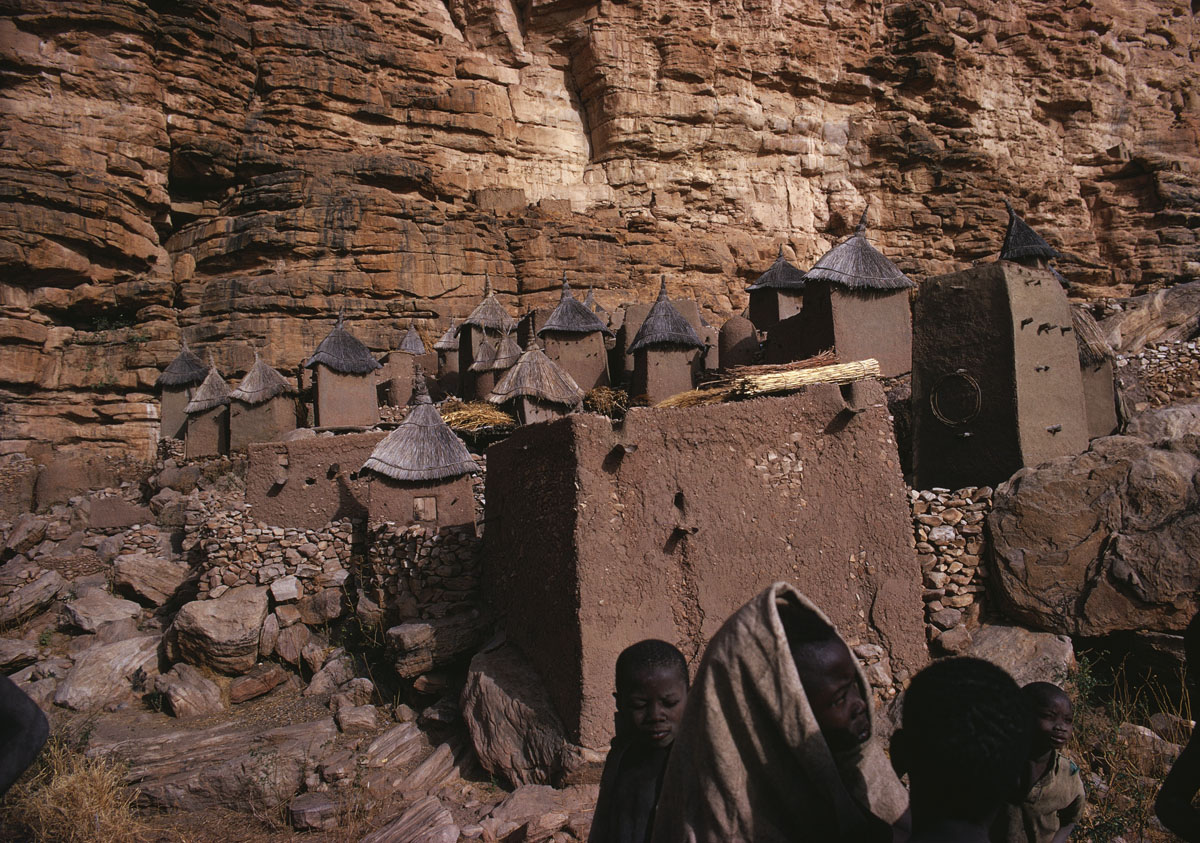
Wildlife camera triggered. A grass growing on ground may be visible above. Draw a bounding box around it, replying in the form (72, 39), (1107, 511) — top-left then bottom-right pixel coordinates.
(1068, 654), (1191, 842)
(2, 739), (147, 843)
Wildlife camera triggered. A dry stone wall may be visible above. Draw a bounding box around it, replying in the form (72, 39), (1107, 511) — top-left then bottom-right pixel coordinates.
(363, 524), (482, 624)
(1, 0), (1197, 460)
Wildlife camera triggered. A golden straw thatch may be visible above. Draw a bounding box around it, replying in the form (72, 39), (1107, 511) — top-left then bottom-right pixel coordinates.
(655, 356), (881, 408)
(746, 246), (806, 291)
(157, 340), (208, 388)
(1071, 305), (1114, 367)
(802, 209), (915, 291)
(461, 276), (516, 334)
(184, 362), (231, 413)
(362, 375), (477, 481)
(230, 353), (292, 405)
(305, 313), (382, 375)
(628, 278), (705, 352)
(439, 400), (516, 433)
(539, 276), (612, 337)
(398, 320), (426, 355)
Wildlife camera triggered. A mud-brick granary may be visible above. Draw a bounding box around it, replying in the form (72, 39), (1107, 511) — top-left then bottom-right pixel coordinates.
(1001, 199), (1061, 272)
(488, 341), (584, 424)
(719, 314), (759, 369)
(305, 313), (382, 428)
(381, 320), (426, 407)
(229, 353), (297, 451)
(537, 277), (613, 391)
(770, 210), (916, 376)
(458, 278), (517, 400)
(157, 341), (209, 440)
(746, 246), (807, 332)
(628, 280), (706, 404)
(184, 361), (231, 458)
(361, 374), (478, 528)
(469, 330), (521, 401)
(1071, 305), (1120, 439)
(434, 320), (461, 397)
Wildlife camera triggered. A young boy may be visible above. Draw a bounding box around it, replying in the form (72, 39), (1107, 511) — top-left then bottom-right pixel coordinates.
(892, 657), (1031, 843)
(991, 682), (1085, 843)
(651, 582), (908, 843)
(589, 639), (689, 843)
(1156, 610), (1200, 839)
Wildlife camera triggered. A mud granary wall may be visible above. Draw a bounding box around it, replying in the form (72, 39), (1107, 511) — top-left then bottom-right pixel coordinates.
(484, 381), (926, 749)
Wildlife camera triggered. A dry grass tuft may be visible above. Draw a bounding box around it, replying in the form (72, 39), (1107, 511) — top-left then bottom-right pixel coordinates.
(439, 400), (515, 433)
(583, 387), (630, 419)
(3, 740), (147, 843)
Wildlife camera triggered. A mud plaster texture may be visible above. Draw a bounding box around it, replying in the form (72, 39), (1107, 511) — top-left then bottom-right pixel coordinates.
(776, 283), (913, 377)
(484, 381), (925, 749)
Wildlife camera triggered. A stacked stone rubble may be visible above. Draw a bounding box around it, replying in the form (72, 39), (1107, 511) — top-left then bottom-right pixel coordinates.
(364, 524), (482, 623)
(910, 485), (994, 654)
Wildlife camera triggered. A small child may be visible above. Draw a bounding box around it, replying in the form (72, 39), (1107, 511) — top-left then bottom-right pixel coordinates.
(892, 657), (1031, 843)
(651, 582), (908, 843)
(1156, 610), (1200, 839)
(589, 639), (689, 843)
(991, 682), (1085, 843)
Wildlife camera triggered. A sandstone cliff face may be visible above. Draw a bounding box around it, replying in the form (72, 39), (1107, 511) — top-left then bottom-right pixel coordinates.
(1, 0), (1197, 458)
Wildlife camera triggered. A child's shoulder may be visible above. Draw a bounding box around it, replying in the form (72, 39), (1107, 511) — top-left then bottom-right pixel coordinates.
(1054, 752), (1080, 779)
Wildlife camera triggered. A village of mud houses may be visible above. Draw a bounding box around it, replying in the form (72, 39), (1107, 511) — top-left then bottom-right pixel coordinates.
(1, 0), (1199, 841)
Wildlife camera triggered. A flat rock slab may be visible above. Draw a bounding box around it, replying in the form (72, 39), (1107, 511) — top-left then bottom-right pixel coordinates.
(94, 717), (339, 814)
(0, 558), (64, 625)
(64, 590), (142, 633)
(290, 791), (340, 831)
(0, 636), (39, 671)
(482, 783), (600, 840)
(360, 795), (458, 843)
(154, 663), (225, 718)
(54, 635), (159, 711)
(172, 585), (269, 675)
(88, 497), (153, 530)
(113, 552), (190, 607)
(387, 612), (488, 679)
(967, 624), (1075, 687)
(229, 662), (290, 704)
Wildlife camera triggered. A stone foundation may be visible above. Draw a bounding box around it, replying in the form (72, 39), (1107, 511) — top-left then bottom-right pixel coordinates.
(363, 523), (482, 624)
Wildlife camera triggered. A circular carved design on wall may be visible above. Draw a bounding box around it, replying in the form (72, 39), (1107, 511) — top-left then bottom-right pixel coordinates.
(930, 372), (981, 426)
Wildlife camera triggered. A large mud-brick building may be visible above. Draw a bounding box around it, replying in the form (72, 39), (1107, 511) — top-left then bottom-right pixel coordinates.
(538, 278), (613, 391)
(158, 341), (208, 440)
(746, 246), (806, 332)
(229, 353), (297, 451)
(305, 314), (382, 428)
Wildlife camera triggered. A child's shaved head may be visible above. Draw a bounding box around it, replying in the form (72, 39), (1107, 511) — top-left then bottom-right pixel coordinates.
(784, 611), (871, 751)
(1023, 681), (1071, 710)
(615, 639), (688, 696)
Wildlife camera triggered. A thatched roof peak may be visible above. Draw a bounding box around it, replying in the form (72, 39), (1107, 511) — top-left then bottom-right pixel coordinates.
(230, 353), (293, 405)
(584, 287), (609, 319)
(488, 345), (584, 409)
(747, 245), (806, 292)
(462, 275), (516, 334)
(469, 336), (498, 372)
(184, 359), (231, 413)
(492, 330), (522, 370)
(801, 209), (916, 291)
(305, 313), (382, 374)
(433, 320), (460, 352)
(398, 320), (426, 355)
(157, 340), (209, 388)
(628, 279), (705, 352)
(539, 276), (612, 337)
(1001, 199), (1061, 263)
(361, 371), (477, 482)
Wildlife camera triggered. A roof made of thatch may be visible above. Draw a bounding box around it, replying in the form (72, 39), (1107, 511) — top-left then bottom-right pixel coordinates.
(305, 314), (382, 374)
(802, 209), (916, 291)
(398, 321), (426, 355)
(184, 364), (231, 413)
(747, 246), (807, 291)
(462, 277), (517, 334)
(361, 375), (478, 482)
(1071, 305), (1114, 367)
(157, 341), (209, 388)
(538, 278), (613, 337)
(230, 354), (293, 405)
(469, 336), (498, 372)
(492, 331), (522, 369)
(584, 288), (609, 319)
(488, 344), (584, 408)
(1001, 199), (1061, 263)
(433, 320), (460, 352)
(628, 280), (706, 352)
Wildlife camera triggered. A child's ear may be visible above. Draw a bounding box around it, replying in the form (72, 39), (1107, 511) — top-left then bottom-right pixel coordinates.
(889, 728), (910, 778)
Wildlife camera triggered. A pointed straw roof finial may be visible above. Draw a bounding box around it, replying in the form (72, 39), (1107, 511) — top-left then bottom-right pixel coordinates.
(463, 274), (516, 333)
(305, 312), (382, 374)
(185, 358), (232, 413)
(1000, 197), (1060, 262)
(231, 350), (292, 405)
(410, 367), (432, 405)
(157, 338), (208, 388)
(362, 368), (477, 481)
(398, 319), (426, 355)
(856, 206), (869, 235)
(539, 272), (611, 337)
(800, 207), (915, 291)
(628, 279), (705, 352)
(747, 245), (806, 292)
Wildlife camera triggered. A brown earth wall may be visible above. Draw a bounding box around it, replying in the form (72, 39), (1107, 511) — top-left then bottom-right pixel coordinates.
(314, 367), (380, 428)
(631, 347), (696, 404)
(185, 406), (228, 459)
(1082, 361), (1119, 439)
(229, 397), (298, 452)
(543, 332), (609, 391)
(831, 288), (913, 377)
(361, 474), (476, 530)
(484, 382), (926, 748)
(160, 387), (192, 441)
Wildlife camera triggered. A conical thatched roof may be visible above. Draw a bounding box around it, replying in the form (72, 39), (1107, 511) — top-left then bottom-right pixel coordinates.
(584, 288), (609, 320)
(492, 331), (523, 370)
(1001, 199), (1061, 263)
(184, 361), (231, 413)
(539, 277), (612, 337)
(628, 279), (705, 352)
(398, 320), (426, 355)
(434, 320), (460, 352)
(469, 336), (497, 372)
(462, 277), (516, 334)
(747, 246), (806, 291)
(361, 374), (477, 482)
(1072, 305), (1114, 368)
(305, 314), (382, 374)
(230, 353), (292, 405)
(802, 209), (916, 291)
(488, 343), (584, 408)
(157, 341), (208, 388)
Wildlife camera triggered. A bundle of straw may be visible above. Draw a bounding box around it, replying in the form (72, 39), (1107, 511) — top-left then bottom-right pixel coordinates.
(440, 401), (516, 433)
(654, 357), (880, 408)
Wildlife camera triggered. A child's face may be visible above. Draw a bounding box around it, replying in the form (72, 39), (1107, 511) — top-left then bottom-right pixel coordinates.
(1031, 692), (1073, 753)
(618, 665), (688, 750)
(796, 640), (870, 752)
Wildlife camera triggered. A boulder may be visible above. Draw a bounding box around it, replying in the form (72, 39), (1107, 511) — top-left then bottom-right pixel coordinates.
(967, 625), (1075, 687)
(461, 640), (601, 787)
(54, 635), (160, 711)
(289, 792), (340, 831)
(4, 513), (47, 554)
(304, 649), (355, 697)
(172, 586), (269, 675)
(274, 622), (310, 666)
(297, 588), (344, 625)
(359, 796), (458, 843)
(64, 590), (142, 633)
(1102, 281), (1200, 353)
(480, 784), (599, 841)
(335, 704), (379, 734)
(1126, 403), (1200, 443)
(398, 743), (458, 798)
(0, 636), (38, 671)
(270, 575), (301, 603)
(154, 663), (225, 718)
(363, 722), (424, 768)
(387, 612), (489, 679)
(1117, 722), (1182, 778)
(113, 552), (190, 606)
(230, 662), (290, 704)
(88, 497), (152, 530)
(0, 558), (64, 624)
(989, 435), (1200, 636)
